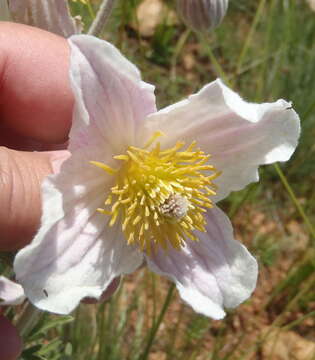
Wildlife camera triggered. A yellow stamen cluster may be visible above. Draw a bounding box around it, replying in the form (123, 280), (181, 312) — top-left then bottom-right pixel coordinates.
(91, 133), (221, 254)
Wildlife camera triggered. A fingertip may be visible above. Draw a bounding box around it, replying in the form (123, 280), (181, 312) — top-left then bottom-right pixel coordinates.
(0, 148), (65, 251)
(0, 315), (23, 360)
(0, 22), (73, 144)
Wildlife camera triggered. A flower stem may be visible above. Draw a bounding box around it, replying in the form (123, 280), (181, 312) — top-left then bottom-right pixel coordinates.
(16, 302), (41, 339)
(138, 283), (175, 360)
(273, 163), (315, 241)
(171, 29), (191, 81)
(198, 34), (230, 86)
(234, 0), (266, 79)
(88, 0), (116, 36)
(85, 0), (96, 19)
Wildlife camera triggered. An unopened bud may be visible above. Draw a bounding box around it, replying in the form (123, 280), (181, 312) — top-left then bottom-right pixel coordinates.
(177, 0), (229, 32)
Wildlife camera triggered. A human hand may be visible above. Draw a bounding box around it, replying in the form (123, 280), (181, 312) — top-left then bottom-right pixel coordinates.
(0, 22), (73, 251)
(0, 21), (73, 359)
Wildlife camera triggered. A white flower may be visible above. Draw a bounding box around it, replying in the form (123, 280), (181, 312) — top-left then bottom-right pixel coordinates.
(14, 35), (300, 319)
(0, 276), (25, 306)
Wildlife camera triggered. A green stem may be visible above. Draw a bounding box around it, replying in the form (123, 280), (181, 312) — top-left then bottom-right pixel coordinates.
(264, 249), (314, 308)
(85, 0), (96, 19)
(88, 0), (116, 36)
(273, 163), (315, 241)
(235, 0), (266, 78)
(271, 272), (315, 329)
(138, 283), (175, 360)
(283, 310), (315, 331)
(170, 29), (191, 81)
(198, 34), (230, 85)
(16, 302), (42, 339)
(228, 184), (257, 219)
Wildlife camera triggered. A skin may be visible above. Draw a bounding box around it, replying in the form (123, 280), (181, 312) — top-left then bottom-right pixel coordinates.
(0, 314), (23, 360)
(0, 22), (73, 251)
(0, 23), (120, 358)
(0, 22), (73, 359)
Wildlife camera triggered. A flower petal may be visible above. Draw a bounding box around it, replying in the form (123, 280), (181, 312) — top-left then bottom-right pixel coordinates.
(8, 0), (82, 37)
(146, 79), (300, 201)
(68, 35), (157, 153)
(146, 206), (258, 319)
(14, 150), (143, 314)
(0, 276), (25, 306)
(83, 277), (121, 304)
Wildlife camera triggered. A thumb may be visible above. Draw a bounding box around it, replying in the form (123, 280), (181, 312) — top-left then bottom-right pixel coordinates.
(0, 147), (69, 251)
(0, 315), (23, 360)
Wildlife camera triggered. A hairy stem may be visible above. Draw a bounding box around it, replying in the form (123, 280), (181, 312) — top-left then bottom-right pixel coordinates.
(16, 302), (42, 339)
(88, 0), (116, 36)
(138, 283), (175, 360)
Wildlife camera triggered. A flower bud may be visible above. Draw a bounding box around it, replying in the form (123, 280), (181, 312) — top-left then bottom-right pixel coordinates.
(177, 0), (229, 32)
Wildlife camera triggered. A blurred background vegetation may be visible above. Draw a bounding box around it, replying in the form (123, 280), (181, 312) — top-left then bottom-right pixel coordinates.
(11, 0), (315, 358)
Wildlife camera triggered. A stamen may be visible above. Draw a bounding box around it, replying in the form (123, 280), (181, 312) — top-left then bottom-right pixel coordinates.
(91, 134), (221, 254)
(90, 161), (117, 175)
(144, 131), (165, 148)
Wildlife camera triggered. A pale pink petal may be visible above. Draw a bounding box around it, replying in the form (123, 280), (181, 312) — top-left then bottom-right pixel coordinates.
(146, 79), (300, 202)
(0, 276), (25, 306)
(14, 149), (143, 315)
(68, 35), (157, 154)
(8, 0), (82, 37)
(146, 206), (258, 319)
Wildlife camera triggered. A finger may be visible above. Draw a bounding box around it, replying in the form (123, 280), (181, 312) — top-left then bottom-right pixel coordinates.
(0, 315), (23, 360)
(0, 22), (73, 146)
(0, 147), (70, 251)
(0, 122), (68, 151)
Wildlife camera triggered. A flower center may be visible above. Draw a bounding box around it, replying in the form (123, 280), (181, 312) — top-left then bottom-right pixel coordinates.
(91, 132), (221, 254)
